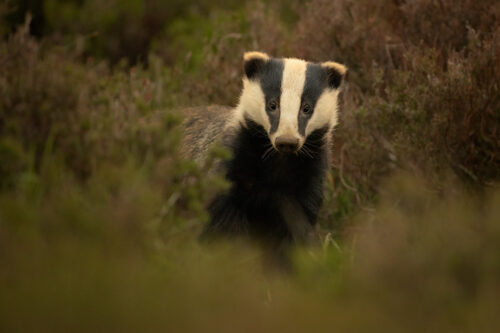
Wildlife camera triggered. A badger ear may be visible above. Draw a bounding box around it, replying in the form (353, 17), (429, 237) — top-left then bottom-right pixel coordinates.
(243, 51), (270, 79)
(321, 61), (347, 89)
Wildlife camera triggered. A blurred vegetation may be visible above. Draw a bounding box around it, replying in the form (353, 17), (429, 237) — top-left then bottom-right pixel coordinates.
(1, 0), (499, 331)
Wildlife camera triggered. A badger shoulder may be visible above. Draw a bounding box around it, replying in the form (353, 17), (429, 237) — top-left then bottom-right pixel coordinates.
(179, 105), (238, 162)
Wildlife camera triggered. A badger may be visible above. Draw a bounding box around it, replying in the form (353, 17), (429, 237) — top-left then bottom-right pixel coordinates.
(181, 51), (347, 248)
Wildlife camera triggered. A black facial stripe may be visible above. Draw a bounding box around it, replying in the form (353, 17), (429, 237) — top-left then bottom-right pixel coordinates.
(305, 126), (329, 146)
(257, 59), (284, 134)
(298, 64), (328, 136)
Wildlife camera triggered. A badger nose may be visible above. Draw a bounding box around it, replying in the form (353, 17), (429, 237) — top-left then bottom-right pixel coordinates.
(275, 135), (299, 153)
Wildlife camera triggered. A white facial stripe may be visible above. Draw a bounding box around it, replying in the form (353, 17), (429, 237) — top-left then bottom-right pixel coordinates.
(276, 58), (307, 138)
(305, 90), (339, 136)
(237, 78), (270, 131)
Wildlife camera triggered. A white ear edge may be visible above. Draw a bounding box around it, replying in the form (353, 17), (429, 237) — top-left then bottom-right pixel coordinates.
(321, 61), (347, 76)
(243, 51), (270, 62)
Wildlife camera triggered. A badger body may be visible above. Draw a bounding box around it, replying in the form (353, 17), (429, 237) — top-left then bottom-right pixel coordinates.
(181, 52), (346, 247)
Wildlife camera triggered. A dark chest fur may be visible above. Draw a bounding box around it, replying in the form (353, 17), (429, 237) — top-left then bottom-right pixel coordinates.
(202, 120), (329, 245)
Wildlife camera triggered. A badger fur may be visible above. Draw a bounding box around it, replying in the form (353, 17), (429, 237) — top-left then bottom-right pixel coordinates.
(181, 51), (347, 248)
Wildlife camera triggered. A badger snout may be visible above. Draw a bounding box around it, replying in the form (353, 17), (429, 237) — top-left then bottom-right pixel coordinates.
(275, 135), (300, 154)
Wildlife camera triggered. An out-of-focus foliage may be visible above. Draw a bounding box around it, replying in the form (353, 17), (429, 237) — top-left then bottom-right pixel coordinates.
(0, 18), (227, 245)
(290, 0), (500, 203)
(1, 0), (499, 331)
(5, 0), (242, 63)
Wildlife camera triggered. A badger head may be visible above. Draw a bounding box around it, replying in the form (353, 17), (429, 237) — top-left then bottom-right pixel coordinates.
(235, 51), (347, 154)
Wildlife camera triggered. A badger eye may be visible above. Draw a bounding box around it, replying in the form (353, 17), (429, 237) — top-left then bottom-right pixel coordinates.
(268, 100), (278, 112)
(302, 104), (312, 115)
